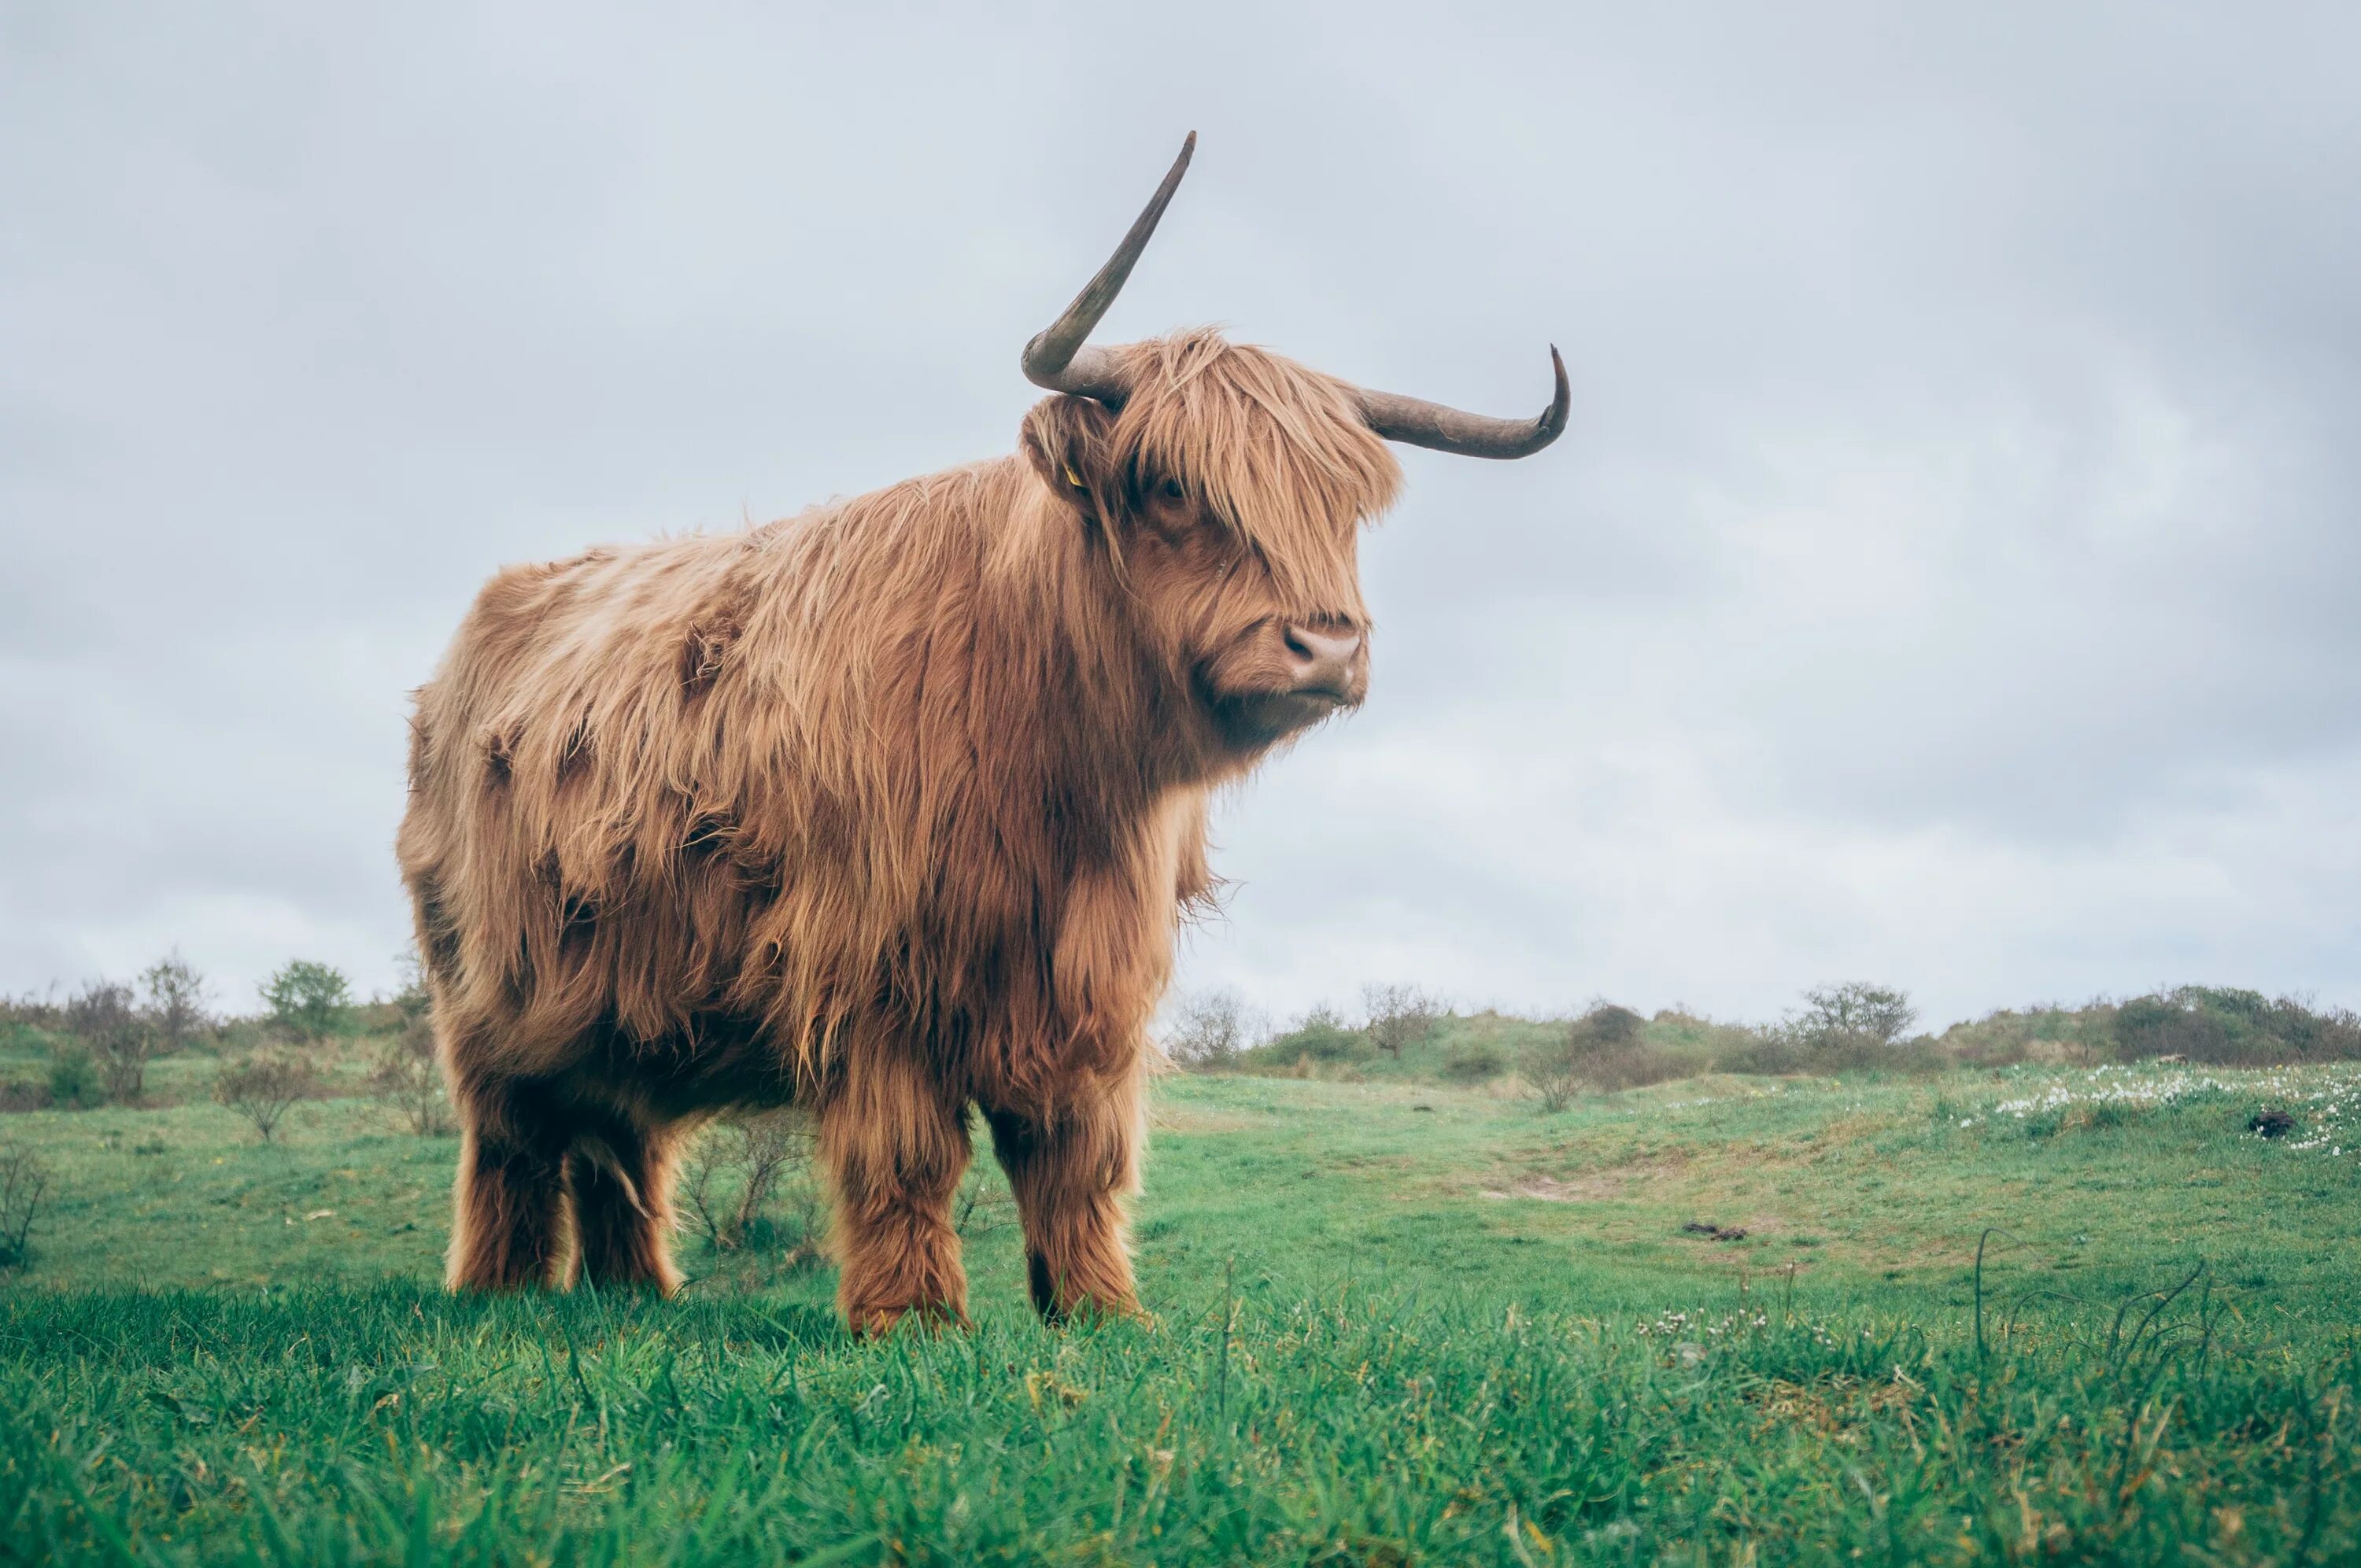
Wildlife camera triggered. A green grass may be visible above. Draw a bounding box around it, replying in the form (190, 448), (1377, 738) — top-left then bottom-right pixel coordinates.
(6, 1064), (2361, 1562)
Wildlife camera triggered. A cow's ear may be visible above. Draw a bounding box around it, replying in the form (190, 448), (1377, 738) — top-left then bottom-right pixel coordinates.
(1021, 395), (1121, 527)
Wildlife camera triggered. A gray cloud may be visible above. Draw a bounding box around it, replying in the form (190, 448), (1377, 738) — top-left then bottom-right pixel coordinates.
(4, 1), (2355, 1028)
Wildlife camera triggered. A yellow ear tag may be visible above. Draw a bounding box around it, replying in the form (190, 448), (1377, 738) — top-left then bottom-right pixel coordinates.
(1063, 462), (1084, 489)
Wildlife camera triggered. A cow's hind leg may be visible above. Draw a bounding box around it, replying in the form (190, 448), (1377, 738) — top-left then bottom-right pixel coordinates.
(569, 1119), (684, 1293)
(447, 1079), (574, 1291)
(821, 1058), (972, 1334)
(986, 1069), (1144, 1325)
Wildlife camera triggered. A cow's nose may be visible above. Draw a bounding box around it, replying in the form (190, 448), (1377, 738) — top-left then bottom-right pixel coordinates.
(1282, 625), (1364, 697)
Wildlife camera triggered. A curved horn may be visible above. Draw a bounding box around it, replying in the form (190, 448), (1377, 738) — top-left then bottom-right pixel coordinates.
(1021, 132), (1196, 404)
(1354, 345), (1571, 459)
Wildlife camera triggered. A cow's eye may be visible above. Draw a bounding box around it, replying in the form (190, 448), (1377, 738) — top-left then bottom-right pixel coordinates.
(1159, 478), (1186, 503)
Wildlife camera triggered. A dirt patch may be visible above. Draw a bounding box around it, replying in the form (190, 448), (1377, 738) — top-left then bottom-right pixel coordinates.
(1480, 1155), (1688, 1203)
(1147, 1107), (1269, 1135)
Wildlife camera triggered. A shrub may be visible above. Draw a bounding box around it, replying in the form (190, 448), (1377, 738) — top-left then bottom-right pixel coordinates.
(1522, 1002), (1679, 1106)
(1795, 983), (1917, 1053)
(214, 1054), (319, 1143)
(2111, 987), (2361, 1066)
(1522, 1031), (1584, 1112)
(0, 990), (62, 1032)
(1362, 984), (1444, 1060)
(46, 1044), (106, 1110)
(139, 952), (212, 1057)
(681, 1110), (819, 1255)
(1267, 1005), (1368, 1066)
(66, 980), (152, 1101)
(368, 1013), (453, 1137)
(1650, 1008), (1762, 1068)
(391, 947), (433, 1020)
(1582, 1016), (1682, 1091)
(1162, 989), (1258, 1072)
(2113, 992), (2226, 1061)
(1729, 983), (1936, 1076)
(260, 961), (353, 1042)
(1718, 1027), (1804, 1077)
(1442, 1038), (1508, 1082)
(2268, 995), (2361, 1061)
(0, 1140), (46, 1272)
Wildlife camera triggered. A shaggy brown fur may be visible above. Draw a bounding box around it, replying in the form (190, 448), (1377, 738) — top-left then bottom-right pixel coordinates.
(399, 330), (1403, 1329)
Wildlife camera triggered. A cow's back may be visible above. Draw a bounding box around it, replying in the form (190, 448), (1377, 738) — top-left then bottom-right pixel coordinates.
(399, 527), (784, 1082)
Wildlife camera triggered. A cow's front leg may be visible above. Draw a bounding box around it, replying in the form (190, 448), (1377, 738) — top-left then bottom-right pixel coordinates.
(819, 1057), (973, 1334)
(986, 1072), (1145, 1325)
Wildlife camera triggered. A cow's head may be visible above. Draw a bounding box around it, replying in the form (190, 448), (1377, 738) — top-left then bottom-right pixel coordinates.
(1015, 134), (1568, 762)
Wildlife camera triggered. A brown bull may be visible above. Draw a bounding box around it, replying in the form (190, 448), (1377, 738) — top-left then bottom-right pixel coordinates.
(397, 135), (1567, 1331)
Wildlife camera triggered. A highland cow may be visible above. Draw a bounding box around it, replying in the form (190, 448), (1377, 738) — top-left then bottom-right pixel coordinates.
(397, 135), (1568, 1331)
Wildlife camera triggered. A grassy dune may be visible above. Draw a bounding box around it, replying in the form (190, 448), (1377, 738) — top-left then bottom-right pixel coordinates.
(5, 1064), (2359, 1562)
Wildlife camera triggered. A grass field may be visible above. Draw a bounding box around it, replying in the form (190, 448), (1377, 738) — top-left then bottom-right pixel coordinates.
(6, 1058), (2360, 1562)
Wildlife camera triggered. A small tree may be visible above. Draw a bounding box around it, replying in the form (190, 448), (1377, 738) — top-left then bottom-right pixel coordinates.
(368, 1015), (453, 1137)
(139, 951), (212, 1056)
(1796, 983), (1917, 1050)
(0, 1140), (48, 1272)
(368, 947), (451, 1136)
(1362, 983), (1444, 1060)
(215, 1054), (318, 1143)
(953, 1163), (1015, 1241)
(1522, 1030), (1586, 1112)
(681, 1110), (818, 1253)
(1522, 1002), (1658, 1109)
(261, 961), (352, 1042)
(67, 980), (151, 1101)
(390, 947), (433, 1018)
(1162, 989), (1258, 1071)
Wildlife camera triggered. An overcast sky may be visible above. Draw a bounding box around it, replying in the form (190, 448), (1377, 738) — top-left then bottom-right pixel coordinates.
(5, 2), (2357, 1031)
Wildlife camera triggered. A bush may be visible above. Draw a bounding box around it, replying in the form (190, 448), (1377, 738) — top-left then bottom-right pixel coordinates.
(1650, 1008), (1761, 1066)
(681, 1110), (820, 1256)
(1795, 983), (1917, 1053)
(1723, 983), (1937, 1076)
(2271, 996), (2361, 1060)
(66, 980), (152, 1101)
(1719, 1028), (1804, 1076)
(1362, 984), (1443, 1060)
(1162, 989), (1258, 1072)
(1575, 1005), (1683, 1090)
(2114, 992), (2226, 1061)
(214, 1054), (320, 1142)
(1522, 1032), (1584, 1112)
(1522, 1003), (1680, 1107)
(0, 1140), (46, 1272)
(368, 1013), (453, 1137)
(0, 990), (62, 1035)
(1267, 1005), (1369, 1067)
(260, 961), (353, 1042)
(366, 952), (450, 1136)
(139, 951), (212, 1056)
(391, 946), (433, 1018)
(2112, 987), (2361, 1066)
(1442, 1038), (1508, 1083)
(47, 1044), (106, 1109)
